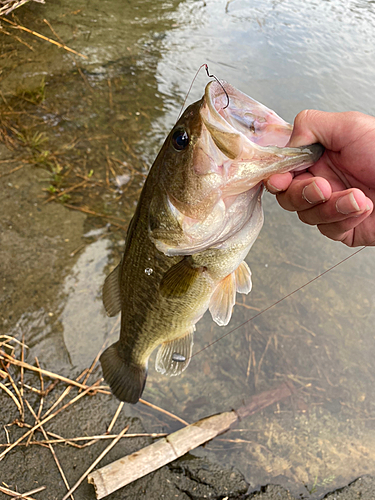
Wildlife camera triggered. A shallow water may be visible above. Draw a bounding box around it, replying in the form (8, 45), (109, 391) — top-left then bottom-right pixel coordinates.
(1, 0), (375, 497)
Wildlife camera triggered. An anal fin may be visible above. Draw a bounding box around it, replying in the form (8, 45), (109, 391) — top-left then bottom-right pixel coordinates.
(155, 327), (195, 376)
(235, 261), (252, 294)
(209, 272), (236, 326)
(103, 264), (121, 317)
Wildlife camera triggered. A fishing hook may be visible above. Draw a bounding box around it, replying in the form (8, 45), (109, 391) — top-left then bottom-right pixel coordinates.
(177, 63), (230, 120)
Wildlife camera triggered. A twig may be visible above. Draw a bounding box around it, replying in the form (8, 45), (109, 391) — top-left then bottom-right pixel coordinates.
(0, 25), (35, 51)
(1, 18), (87, 59)
(107, 79), (113, 110)
(139, 398), (189, 426)
(246, 333), (252, 379)
(5, 367), (24, 421)
(0, 381), (101, 462)
(88, 383), (293, 498)
(0, 432), (167, 448)
(0, 485), (45, 500)
(0, 336), (29, 349)
(107, 402), (124, 434)
(35, 358), (44, 420)
(22, 432), (167, 446)
(256, 334), (273, 383)
(43, 180), (88, 204)
(0, 163), (26, 178)
(63, 204), (127, 223)
(25, 400), (75, 500)
(20, 334), (25, 398)
(0, 382), (21, 411)
(105, 145), (110, 187)
(0, 351), (102, 392)
(61, 425), (129, 500)
(1, 420), (83, 449)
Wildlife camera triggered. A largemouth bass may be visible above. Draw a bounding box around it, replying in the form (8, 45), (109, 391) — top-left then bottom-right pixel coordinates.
(100, 81), (324, 404)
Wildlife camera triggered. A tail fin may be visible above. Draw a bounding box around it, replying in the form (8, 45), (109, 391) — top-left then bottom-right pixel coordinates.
(100, 342), (147, 404)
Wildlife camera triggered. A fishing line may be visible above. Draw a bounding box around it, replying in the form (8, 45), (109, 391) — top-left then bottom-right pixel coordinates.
(177, 64), (230, 120)
(191, 245), (367, 359)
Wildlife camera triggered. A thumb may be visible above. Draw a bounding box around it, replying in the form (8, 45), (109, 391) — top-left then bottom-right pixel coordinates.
(287, 109), (364, 151)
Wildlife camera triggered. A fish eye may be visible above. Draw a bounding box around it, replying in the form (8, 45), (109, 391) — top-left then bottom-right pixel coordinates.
(172, 128), (189, 151)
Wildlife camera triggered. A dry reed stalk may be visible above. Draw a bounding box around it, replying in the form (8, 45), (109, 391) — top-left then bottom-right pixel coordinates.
(106, 402), (124, 434)
(0, 351), (105, 393)
(34, 358), (44, 420)
(43, 180), (88, 204)
(1, 420), (83, 449)
(41, 370), (95, 420)
(63, 204), (127, 223)
(25, 400), (75, 500)
(139, 398), (189, 426)
(105, 145), (110, 187)
(107, 80), (113, 110)
(0, 18), (87, 59)
(0, 163), (26, 179)
(25, 358), (44, 446)
(0, 381), (21, 411)
(0, 335), (27, 349)
(0, 484), (45, 500)
(20, 334), (25, 398)
(246, 333), (252, 379)
(0, 432), (167, 448)
(0, 381), (101, 461)
(255, 334), (273, 385)
(88, 383), (293, 498)
(0, 24), (35, 51)
(235, 300), (261, 312)
(5, 368), (24, 422)
(61, 425), (130, 500)
(25, 432), (168, 446)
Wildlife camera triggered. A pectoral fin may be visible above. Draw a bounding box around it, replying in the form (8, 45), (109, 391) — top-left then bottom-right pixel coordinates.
(155, 327), (195, 376)
(209, 272), (236, 326)
(160, 258), (206, 298)
(235, 261), (252, 294)
(102, 264), (122, 317)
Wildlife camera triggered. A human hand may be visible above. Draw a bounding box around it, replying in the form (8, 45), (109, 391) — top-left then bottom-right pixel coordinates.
(266, 110), (375, 246)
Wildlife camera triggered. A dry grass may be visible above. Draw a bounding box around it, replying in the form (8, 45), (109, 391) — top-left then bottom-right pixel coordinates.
(0, 334), (187, 499)
(0, 0), (44, 17)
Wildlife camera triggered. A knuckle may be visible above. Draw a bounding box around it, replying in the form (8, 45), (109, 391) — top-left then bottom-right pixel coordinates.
(297, 210), (313, 225)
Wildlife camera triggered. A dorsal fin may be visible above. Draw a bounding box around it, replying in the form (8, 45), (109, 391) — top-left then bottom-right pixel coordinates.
(209, 272), (236, 326)
(102, 264), (122, 317)
(155, 327), (195, 376)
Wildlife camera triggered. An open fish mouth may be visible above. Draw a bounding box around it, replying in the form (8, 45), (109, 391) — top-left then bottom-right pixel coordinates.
(203, 80), (294, 153)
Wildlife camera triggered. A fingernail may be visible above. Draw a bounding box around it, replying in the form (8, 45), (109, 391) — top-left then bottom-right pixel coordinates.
(302, 182), (326, 204)
(266, 181), (282, 193)
(336, 193), (360, 214)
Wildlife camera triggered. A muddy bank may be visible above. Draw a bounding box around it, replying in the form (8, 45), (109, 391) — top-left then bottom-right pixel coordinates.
(1, 386), (375, 500)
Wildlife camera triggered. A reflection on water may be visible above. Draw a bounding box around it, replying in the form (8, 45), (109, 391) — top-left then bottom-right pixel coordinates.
(61, 238), (114, 367)
(2, 0), (375, 497)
